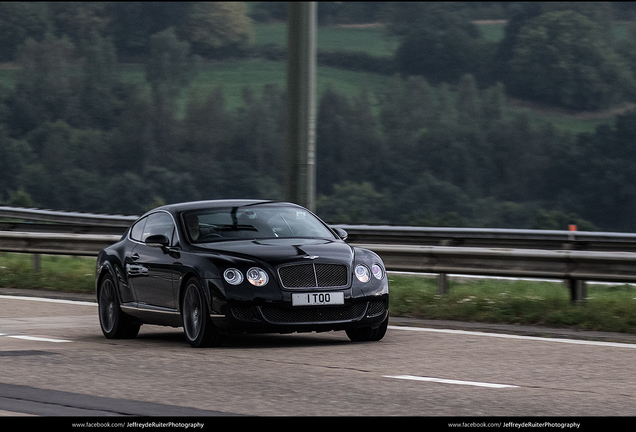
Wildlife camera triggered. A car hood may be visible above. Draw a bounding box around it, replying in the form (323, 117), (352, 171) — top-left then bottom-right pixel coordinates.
(195, 238), (354, 267)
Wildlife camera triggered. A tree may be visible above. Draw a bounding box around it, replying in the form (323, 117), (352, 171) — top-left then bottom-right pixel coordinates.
(316, 85), (352, 193)
(3, 189), (35, 207)
(393, 173), (473, 227)
(344, 87), (384, 185)
(0, 126), (34, 195)
(316, 182), (388, 224)
(79, 30), (122, 130)
(508, 10), (635, 110)
(49, 2), (110, 54)
(182, 2), (252, 57)
(494, 3), (614, 81)
(480, 81), (506, 127)
(146, 27), (199, 114)
(9, 33), (80, 134)
(104, 2), (190, 58)
(183, 85), (230, 163)
(105, 172), (153, 215)
(0, 2), (51, 61)
(456, 74), (480, 133)
(565, 110), (636, 231)
(376, 75), (435, 187)
(231, 84), (285, 181)
(387, 2), (494, 83)
(107, 85), (154, 174)
(145, 27), (199, 166)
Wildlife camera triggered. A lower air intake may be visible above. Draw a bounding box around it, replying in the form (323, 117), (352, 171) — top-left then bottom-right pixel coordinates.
(259, 302), (367, 324)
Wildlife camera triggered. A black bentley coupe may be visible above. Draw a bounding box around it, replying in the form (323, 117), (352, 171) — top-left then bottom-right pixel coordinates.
(95, 200), (389, 347)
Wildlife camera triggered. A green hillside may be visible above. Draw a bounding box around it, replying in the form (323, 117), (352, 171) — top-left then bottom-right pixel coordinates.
(0, 21), (624, 133)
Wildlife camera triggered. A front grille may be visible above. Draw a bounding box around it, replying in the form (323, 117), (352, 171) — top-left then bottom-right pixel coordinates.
(259, 302), (367, 324)
(278, 263), (348, 289)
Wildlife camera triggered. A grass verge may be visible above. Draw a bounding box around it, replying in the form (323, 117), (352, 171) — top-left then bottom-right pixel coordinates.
(2, 253), (636, 334)
(0, 253), (96, 294)
(390, 274), (636, 334)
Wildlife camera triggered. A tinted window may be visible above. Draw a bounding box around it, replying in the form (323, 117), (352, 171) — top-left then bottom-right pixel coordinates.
(130, 217), (147, 242)
(141, 212), (176, 244)
(182, 204), (335, 243)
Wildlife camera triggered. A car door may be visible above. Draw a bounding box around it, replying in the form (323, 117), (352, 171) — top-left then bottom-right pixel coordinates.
(129, 211), (179, 310)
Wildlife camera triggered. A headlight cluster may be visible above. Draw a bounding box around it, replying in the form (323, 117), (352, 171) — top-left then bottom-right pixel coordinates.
(355, 263), (384, 282)
(224, 267), (269, 286)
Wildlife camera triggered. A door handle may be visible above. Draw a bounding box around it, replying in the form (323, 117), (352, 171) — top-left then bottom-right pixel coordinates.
(132, 253), (140, 260)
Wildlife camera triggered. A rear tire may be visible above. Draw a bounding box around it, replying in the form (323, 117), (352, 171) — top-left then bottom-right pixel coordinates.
(98, 274), (140, 339)
(182, 278), (225, 348)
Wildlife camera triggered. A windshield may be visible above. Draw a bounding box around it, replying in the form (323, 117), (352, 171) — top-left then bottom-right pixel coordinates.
(182, 204), (336, 243)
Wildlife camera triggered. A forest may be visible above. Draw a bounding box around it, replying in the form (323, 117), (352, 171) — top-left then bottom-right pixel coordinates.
(2, 2), (636, 232)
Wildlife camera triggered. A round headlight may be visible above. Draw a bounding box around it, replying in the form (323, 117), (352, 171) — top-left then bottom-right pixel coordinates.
(224, 268), (243, 285)
(372, 263), (384, 280)
(247, 267), (269, 286)
(355, 264), (370, 283)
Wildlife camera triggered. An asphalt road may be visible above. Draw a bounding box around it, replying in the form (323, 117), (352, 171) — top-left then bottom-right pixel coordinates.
(1, 288), (636, 420)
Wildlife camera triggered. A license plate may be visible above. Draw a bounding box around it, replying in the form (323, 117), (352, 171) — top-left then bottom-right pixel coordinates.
(292, 292), (344, 306)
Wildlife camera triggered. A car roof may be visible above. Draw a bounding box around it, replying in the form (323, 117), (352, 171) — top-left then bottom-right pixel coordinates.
(148, 199), (299, 216)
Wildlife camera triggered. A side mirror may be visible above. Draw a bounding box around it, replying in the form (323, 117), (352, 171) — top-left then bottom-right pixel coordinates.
(333, 227), (348, 241)
(145, 234), (170, 247)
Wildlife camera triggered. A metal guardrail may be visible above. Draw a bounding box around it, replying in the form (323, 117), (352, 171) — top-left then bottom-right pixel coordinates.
(0, 231), (121, 257)
(3, 206), (636, 303)
(0, 206), (137, 228)
(4, 206), (636, 250)
(335, 224), (636, 252)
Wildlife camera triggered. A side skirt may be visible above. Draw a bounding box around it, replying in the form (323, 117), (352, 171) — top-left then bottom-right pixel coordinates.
(121, 303), (182, 327)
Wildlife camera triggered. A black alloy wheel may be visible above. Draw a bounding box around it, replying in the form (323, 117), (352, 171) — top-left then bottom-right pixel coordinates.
(182, 278), (225, 348)
(98, 274), (140, 339)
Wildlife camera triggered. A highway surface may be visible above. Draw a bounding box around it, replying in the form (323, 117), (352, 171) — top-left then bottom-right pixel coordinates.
(1, 289), (635, 420)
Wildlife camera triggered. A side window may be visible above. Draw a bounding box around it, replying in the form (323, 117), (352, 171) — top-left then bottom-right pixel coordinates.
(130, 217), (147, 242)
(142, 212), (176, 245)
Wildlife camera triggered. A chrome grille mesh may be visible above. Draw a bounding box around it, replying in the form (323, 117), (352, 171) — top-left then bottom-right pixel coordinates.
(278, 263), (348, 289)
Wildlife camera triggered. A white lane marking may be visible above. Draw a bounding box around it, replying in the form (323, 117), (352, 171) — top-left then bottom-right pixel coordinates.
(384, 374), (518, 388)
(0, 332), (71, 343)
(3, 295), (636, 349)
(388, 325), (636, 349)
(1, 296), (84, 343)
(0, 295), (96, 306)
(5, 335), (71, 343)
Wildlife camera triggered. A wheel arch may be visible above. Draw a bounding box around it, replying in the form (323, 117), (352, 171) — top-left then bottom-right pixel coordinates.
(177, 271), (206, 313)
(96, 260), (118, 300)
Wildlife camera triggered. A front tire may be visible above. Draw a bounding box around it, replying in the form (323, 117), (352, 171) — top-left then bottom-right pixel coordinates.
(98, 274), (140, 339)
(346, 314), (388, 342)
(182, 278), (224, 348)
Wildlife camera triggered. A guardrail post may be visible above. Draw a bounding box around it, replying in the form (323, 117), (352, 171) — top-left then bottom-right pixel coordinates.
(438, 273), (449, 296)
(32, 254), (41, 272)
(567, 279), (587, 304)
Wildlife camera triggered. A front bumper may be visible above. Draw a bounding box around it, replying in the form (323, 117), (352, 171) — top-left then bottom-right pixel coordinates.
(206, 279), (389, 334)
